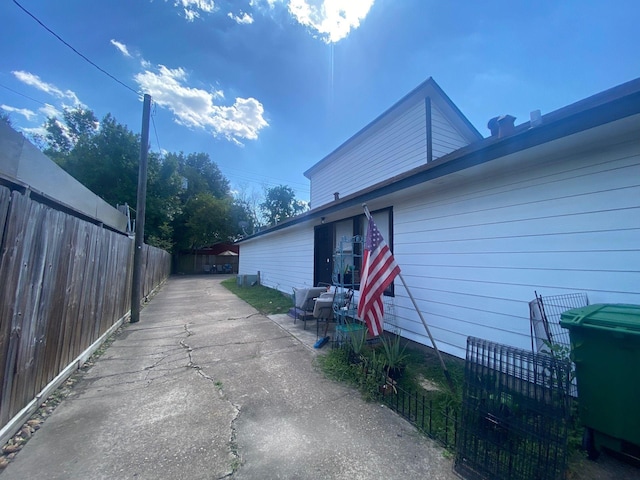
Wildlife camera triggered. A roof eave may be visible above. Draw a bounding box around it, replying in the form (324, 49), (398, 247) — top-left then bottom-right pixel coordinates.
(238, 79), (640, 244)
(303, 77), (482, 179)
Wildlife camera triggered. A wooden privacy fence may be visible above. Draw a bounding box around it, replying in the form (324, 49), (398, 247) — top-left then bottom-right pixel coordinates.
(0, 185), (170, 433)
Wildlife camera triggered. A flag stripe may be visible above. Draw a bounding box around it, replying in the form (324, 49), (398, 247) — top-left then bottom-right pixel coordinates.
(357, 217), (400, 337)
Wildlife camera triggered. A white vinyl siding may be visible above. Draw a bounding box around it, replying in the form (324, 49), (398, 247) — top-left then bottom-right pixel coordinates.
(431, 103), (470, 159)
(309, 101), (427, 208)
(239, 224), (316, 295)
(308, 100), (476, 209)
(387, 138), (640, 358)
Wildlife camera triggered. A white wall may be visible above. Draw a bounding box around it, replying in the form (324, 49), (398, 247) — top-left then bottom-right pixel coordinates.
(431, 103), (469, 159)
(309, 101), (427, 208)
(388, 136), (640, 358)
(239, 223), (316, 296)
(308, 97), (477, 210)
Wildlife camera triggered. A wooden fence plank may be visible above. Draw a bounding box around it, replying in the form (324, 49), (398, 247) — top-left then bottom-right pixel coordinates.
(0, 188), (170, 430)
(39, 209), (69, 389)
(0, 185), (13, 404)
(0, 191), (31, 425)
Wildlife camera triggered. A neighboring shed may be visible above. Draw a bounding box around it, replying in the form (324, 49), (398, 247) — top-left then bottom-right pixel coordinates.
(175, 243), (240, 274)
(237, 77), (640, 359)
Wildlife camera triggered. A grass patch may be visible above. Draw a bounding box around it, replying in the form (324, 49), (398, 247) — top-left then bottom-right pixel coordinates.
(318, 339), (589, 475)
(316, 340), (464, 449)
(317, 340), (465, 429)
(221, 277), (293, 315)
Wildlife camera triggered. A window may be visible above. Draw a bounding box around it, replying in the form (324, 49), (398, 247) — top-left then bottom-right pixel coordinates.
(316, 207), (394, 295)
(315, 207), (395, 292)
(359, 208), (395, 296)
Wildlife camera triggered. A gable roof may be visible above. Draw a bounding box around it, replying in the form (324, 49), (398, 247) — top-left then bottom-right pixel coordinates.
(303, 77), (483, 179)
(239, 76), (640, 243)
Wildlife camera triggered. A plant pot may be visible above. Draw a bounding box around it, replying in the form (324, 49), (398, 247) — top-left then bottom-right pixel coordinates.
(387, 366), (405, 381)
(379, 377), (398, 395)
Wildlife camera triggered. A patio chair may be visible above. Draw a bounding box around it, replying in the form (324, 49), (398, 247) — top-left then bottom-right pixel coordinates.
(315, 288), (353, 338)
(292, 286), (327, 329)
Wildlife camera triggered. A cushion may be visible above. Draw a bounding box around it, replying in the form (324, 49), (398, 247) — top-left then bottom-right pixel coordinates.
(293, 287), (326, 310)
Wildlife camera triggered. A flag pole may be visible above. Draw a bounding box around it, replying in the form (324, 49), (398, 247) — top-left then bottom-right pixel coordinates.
(362, 204), (455, 392)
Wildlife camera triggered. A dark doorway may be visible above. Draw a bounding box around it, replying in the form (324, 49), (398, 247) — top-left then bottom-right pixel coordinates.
(314, 224), (333, 286)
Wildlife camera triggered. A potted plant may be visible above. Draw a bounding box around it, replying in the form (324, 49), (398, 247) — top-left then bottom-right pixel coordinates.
(345, 321), (368, 364)
(380, 332), (409, 381)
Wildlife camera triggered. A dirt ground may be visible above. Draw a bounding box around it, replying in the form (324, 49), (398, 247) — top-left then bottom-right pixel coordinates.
(568, 449), (639, 480)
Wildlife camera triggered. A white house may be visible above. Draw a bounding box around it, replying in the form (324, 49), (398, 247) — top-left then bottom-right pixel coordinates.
(237, 77), (640, 359)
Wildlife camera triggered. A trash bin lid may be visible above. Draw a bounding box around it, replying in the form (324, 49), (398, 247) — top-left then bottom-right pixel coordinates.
(560, 304), (640, 333)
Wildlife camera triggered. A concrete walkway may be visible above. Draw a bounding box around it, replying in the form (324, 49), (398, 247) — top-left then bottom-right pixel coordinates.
(0, 276), (456, 480)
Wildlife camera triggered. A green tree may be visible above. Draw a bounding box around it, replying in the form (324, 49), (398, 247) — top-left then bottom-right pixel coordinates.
(62, 114), (139, 207)
(0, 112), (12, 126)
(234, 184), (262, 234)
(145, 152), (184, 251)
(44, 108), (98, 159)
(260, 185), (306, 226)
(177, 193), (232, 250)
(167, 151), (234, 250)
(229, 199), (256, 240)
(41, 108), (239, 253)
(41, 108), (172, 249)
(177, 152), (230, 200)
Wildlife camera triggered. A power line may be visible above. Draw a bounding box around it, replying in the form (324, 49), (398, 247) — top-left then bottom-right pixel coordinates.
(0, 82), (47, 106)
(150, 102), (163, 156)
(221, 165), (310, 189)
(13, 0), (139, 96)
(223, 172), (310, 194)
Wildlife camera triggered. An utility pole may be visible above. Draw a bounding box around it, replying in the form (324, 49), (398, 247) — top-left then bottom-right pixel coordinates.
(130, 94), (151, 323)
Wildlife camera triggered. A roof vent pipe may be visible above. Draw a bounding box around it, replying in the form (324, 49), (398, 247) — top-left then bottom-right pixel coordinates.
(487, 114), (516, 138)
(530, 109), (543, 127)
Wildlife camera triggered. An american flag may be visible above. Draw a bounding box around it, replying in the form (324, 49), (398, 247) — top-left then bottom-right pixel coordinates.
(357, 217), (400, 336)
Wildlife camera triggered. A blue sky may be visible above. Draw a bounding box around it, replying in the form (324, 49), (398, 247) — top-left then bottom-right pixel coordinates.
(1, 0), (639, 204)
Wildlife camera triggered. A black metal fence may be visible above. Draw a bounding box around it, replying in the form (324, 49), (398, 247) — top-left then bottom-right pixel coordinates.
(331, 334), (574, 479)
(529, 292), (588, 354)
(454, 337), (572, 480)
(378, 378), (459, 450)
(335, 341), (459, 450)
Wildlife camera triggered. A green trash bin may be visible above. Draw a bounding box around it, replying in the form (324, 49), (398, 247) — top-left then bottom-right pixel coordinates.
(560, 304), (640, 460)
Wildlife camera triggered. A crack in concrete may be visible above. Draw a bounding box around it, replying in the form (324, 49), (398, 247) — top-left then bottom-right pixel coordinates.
(143, 354), (168, 371)
(142, 353), (170, 385)
(179, 323), (243, 478)
(187, 335), (291, 351)
(218, 403), (242, 479)
(227, 313), (264, 321)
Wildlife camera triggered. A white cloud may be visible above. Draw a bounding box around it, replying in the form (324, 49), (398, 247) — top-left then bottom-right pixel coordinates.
(20, 125), (48, 138)
(1, 105), (37, 121)
(162, 0), (373, 42)
(171, 0), (216, 21)
(39, 103), (63, 119)
(250, 0), (277, 9)
(287, 0), (375, 43)
(110, 39), (132, 57)
(228, 11), (254, 24)
(12, 71), (82, 106)
(134, 65), (268, 144)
